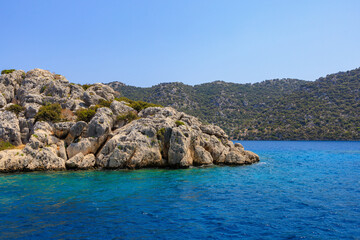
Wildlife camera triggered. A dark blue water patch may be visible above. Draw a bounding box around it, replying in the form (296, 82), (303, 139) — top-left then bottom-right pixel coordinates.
(0, 141), (359, 239)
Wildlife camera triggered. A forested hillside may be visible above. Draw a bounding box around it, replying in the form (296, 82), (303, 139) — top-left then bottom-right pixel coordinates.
(107, 68), (360, 140)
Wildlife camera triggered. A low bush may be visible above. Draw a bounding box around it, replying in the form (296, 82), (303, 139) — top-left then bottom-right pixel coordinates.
(114, 97), (163, 112)
(175, 120), (185, 126)
(115, 97), (133, 103)
(117, 112), (138, 123)
(156, 128), (166, 140)
(35, 103), (62, 122)
(1, 69), (16, 75)
(75, 106), (98, 122)
(40, 85), (47, 93)
(5, 104), (25, 116)
(0, 140), (15, 151)
(82, 84), (93, 91)
(98, 99), (112, 108)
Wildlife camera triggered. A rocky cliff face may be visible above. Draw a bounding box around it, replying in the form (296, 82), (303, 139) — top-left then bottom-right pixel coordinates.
(0, 69), (259, 172)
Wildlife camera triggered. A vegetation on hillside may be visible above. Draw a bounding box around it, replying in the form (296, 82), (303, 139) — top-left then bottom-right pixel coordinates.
(108, 68), (360, 140)
(5, 104), (25, 116)
(0, 141), (14, 151)
(115, 97), (163, 111)
(35, 103), (62, 122)
(75, 107), (98, 122)
(1, 69), (16, 75)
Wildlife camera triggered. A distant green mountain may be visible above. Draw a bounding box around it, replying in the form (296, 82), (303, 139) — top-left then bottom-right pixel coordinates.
(107, 68), (360, 140)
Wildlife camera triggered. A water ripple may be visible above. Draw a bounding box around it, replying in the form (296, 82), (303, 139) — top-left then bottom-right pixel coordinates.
(0, 141), (359, 239)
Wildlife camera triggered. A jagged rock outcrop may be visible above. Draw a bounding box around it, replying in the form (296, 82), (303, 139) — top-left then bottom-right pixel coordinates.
(96, 107), (259, 169)
(0, 68), (259, 172)
(0, 111), (22, 146)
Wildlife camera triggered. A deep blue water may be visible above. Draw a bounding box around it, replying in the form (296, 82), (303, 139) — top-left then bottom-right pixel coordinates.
(0, 141), (359, 240)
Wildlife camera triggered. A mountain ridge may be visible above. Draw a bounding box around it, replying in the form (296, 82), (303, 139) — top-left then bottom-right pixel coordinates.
(107, 67), (360, 140)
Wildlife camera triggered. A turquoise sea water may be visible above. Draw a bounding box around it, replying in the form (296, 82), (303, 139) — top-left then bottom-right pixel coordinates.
(0, 141), (359, 239)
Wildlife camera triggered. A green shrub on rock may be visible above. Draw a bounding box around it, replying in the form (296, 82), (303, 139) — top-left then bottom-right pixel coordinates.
(82, 84), (93, 90)
(75, 106), (98, 122)
(117, 112), (138, 123)
(35, 103), (62, 122)
(5, 104), (25, 116)
(175, 120), (185, 126)
(114, 97), (163, 112)
(156, 128), (166, 140)
(0, 140), (15, 151)
(1, 69), (16, 75)
(98, 99), (112, 108)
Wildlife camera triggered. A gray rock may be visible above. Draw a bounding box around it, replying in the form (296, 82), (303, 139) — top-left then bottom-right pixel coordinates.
(66, 152), (84, 169)
(57, 140), (67, 160)
(193, 146), (213, 166)
(53, 122), (75, 139)
(26, 147), (66, 171)
(224, 151), (246, 165)
(86, 84), (116, 101)
(200, 124), (228, 139)
(21, 94), (43, 105)
(0, 94), (6, 108)
(244, 150), (260, 164)
(0, 70), (24, 103)
(66, 137), (99, 159)
(110, 100), (135, 116)
(234, 142), (244, 151)
(0, 149), (27, 172)
(96, 120), (165, 169)
(82, 91), (105, 106)
(0, 111), (22, 145)
(69, 84), (85, 100)
(65, 121), (87, 145)
(66, 152), (95, 169)
(86, 107), (113, 138)
(139, 107), (180, 119)
(18, 117), (32, 144)
(43, 80), (70, 98)
(24, 103), (41, 118)
(168, 127), (192, 168)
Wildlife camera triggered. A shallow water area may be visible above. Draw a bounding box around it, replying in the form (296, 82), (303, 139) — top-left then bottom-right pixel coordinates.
(0, 141), (359, 239)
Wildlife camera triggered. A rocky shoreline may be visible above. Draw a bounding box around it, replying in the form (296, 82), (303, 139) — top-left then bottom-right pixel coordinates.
(0, 69), (259, 172)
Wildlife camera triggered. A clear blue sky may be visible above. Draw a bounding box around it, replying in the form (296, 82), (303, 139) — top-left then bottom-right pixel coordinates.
(1, 0), (359, 87)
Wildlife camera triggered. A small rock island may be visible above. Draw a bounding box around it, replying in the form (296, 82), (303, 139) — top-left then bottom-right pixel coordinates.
(0, 69), (259, 172)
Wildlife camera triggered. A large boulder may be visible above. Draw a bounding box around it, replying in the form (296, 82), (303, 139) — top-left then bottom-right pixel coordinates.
(97, 120), (165, 169)
(0, 111), (22, 145)
(66, 138), (96, 159)
(193, 146), (213, 166)
(53, 122), (75, 139)
(86, 107), (114, 138)
(110, 100), (135, 116)
(0, 149), (27, 172)
(24, 103), (41, 118)
(65, 153), (95, 169)
(26, 147), (66, 171)
(43, 80), (70, 98)
(168, 127), (193, 167)
(0, 94), (6, 108)
(65, 121), (87, 145)
(0, 70), (25, 103)
(69, 84), (85, 100)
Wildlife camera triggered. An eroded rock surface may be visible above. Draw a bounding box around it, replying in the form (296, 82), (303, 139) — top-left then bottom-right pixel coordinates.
(0, 69), (259, 172)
